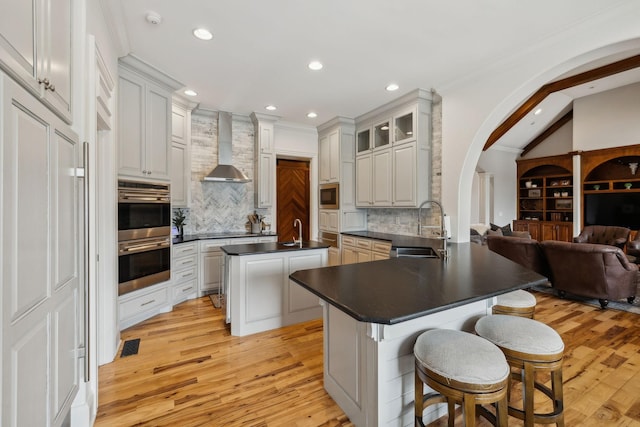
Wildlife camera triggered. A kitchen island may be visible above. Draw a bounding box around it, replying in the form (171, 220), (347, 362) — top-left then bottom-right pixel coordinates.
(289, 242), (548, 426)
(221, 241), (329, 337)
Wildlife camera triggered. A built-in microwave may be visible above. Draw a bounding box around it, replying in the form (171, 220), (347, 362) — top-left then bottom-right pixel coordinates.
(319, 183), (339, 209)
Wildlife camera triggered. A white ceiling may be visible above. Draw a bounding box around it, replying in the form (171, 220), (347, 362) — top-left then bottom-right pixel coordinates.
(105, 0), (640, 150)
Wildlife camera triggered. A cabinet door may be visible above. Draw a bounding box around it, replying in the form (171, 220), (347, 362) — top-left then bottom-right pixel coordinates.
(41, 0), (72, 120)
(145, 84), (171, 180)
(256, 153), (274, 208)
(117, 74), (145, 177)
(329, 130), (340, 182)
(0, 0), (37, 89)
(328, 247), (341, 266)
(373, 149), (392, 206)
(341, 247), (358, 264)
(328, 211), (339, 232)
(319, 134), (330, 183)
(258, 122), (274, 153)
(541, 223), (558, 241)
(393, 107), (416, 145)
(171, 142), (188, 207)
(556, 223), (573, 242)
(355, 155), (372, 207)
(356, 249), (372, 263)
(172, 103), (188, 144)
(201, 252), (224, 292)
(392, 142), (416, 206)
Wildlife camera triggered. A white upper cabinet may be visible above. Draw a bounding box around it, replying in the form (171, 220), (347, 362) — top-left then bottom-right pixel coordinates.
(117, 56), (183, 182)
(250, 112), (278, 208)
(319, 129), (340, 183)
(355, 89), (433, 208)
(0, 0), (72, 122)
(170, 98), (196, 207)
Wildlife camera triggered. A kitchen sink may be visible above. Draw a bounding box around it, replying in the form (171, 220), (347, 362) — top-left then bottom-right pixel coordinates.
(392, 247), (439, 258)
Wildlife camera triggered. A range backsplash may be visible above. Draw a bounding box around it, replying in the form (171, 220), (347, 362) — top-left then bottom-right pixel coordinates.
(177, 110), (270, 235)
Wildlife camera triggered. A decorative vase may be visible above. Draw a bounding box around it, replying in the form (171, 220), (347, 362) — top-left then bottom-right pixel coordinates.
(625, 183), (632, 190)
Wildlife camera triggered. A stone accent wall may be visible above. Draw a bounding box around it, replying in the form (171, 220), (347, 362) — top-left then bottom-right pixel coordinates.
(367, 96), (444, 237)
(177, 110), (266, 235)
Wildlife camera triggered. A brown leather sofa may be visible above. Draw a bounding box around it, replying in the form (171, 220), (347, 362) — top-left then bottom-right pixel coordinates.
(573, 225), (631, 249)
(540, 240), (637, 308)
(486, 235), (550, 279)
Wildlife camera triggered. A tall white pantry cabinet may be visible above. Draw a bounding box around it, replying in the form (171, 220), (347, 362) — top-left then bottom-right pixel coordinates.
(1, 73), (81, 427)
(0, 0), (82, 425)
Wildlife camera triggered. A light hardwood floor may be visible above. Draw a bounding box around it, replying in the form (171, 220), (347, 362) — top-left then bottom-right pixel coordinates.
(96, 292), (640, 426)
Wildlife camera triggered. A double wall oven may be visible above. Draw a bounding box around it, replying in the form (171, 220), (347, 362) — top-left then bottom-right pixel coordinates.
(118, 180), (171, 295)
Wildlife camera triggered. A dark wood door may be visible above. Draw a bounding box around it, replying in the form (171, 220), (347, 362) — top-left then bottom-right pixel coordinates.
(277, 159), (310, 242)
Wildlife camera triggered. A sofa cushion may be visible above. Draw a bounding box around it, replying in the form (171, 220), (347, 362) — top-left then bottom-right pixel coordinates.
(491, 222), (512, 236)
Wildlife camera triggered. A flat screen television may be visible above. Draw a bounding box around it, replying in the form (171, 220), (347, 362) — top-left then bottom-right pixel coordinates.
(584, 192), (640, 229)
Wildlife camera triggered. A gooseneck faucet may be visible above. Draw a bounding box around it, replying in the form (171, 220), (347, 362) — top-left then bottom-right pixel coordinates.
(293, 218), (303, 248)
(418, 200), (448, 258)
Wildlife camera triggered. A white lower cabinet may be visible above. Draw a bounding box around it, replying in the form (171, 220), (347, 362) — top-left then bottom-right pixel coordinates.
(341, 235), (391, 264)
(227, 248), (327, 336)
(119, 284), (172, 330)
(328, 247), (341, 266)
(171, 241), (198, 304)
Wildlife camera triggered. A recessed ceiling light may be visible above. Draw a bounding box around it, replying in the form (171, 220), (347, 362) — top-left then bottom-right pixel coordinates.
(193, 28), (213, 41)
(307, 112), (318, 118)
(184, 89), (197, 97)
(386, 83), (399, 91)
(265, 105), (277, 111)
(308, 61), (323, 71)
(534, 108), (542, 115)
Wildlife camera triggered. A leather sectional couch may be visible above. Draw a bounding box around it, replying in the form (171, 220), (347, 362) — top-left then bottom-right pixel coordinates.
(486, 235), (637, 309)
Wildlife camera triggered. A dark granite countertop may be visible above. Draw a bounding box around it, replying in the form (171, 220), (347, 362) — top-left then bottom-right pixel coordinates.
(341, 230), (442, 249)
(173, 232), (278, 245)
(221, 240), (329, 256)
(289, 242), (548, 325)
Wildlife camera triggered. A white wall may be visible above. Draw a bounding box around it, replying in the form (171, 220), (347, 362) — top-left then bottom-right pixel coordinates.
(522, 120), (573, 159)
(574, 82), (640, 151)
(476, 149), (519, 226)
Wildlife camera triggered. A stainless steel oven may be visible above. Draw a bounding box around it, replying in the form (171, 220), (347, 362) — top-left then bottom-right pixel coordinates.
(319, 183), (339, 209)
(118, 180), (171, 295)
(118, 236), (171, 295)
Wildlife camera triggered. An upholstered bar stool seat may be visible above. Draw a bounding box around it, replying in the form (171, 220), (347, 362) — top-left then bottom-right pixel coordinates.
(475, 315), (565, 427)
(492, 290), (537, 318)
(414, 329), (510, 426)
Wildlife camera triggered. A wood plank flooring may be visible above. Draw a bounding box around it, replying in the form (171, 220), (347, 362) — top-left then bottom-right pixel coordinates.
(95, 292), (640, 426)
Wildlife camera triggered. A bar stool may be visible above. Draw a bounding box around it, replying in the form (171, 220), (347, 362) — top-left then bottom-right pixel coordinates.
(414, 329), (510, 426)
(475, 315), (565, 427)
(492, 290), (537, 318)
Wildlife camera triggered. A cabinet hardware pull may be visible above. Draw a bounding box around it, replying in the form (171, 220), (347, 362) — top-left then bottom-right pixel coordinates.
(141, 299), (156, 306)
(182, 286), (192, 292)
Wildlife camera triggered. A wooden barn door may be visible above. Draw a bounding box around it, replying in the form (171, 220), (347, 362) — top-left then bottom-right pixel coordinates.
(277, 159), (310, 242)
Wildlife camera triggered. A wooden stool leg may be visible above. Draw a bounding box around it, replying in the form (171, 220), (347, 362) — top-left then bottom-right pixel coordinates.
(552, 367), (565, 427)
(415, 371), (423, 426)
(447, 399), (455, 427)
(523, 362), (535, 427)
(496, 394), (508, 427)
(463, 393), (476, 427)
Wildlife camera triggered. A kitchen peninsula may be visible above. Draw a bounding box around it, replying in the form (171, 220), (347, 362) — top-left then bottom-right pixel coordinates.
(289, 242), (548, 426)
(221, 241), (329, 336)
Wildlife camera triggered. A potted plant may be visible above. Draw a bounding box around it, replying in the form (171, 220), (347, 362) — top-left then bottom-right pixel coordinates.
(173, 208), (187, 237)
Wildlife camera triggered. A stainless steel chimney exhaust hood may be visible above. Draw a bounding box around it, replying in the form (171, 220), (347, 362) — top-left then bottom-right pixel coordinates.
(203, 111), (251, 183)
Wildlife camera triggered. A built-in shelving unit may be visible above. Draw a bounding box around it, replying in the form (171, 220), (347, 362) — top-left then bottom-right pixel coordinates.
(514, 154), (573, 242)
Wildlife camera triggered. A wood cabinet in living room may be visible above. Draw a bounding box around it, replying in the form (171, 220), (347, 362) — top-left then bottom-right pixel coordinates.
(515, 154), (574, 242)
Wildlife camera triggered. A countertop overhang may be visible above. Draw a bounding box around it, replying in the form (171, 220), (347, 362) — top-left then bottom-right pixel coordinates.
(221, 240), (329, 256)
(172, 232), (278, 245)
(289, 242), (548, 325)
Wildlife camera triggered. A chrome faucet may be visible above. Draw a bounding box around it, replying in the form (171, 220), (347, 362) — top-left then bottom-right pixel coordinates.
(418, 200), (448, 259)
(293, 218), (303, 248)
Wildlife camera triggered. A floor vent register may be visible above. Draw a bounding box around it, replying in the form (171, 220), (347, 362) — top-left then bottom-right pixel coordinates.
(120, 338), (140, 357)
